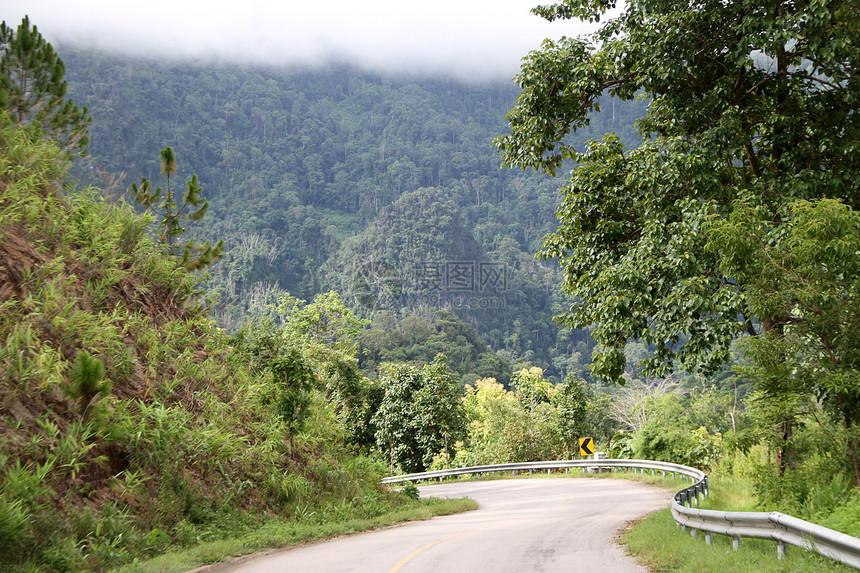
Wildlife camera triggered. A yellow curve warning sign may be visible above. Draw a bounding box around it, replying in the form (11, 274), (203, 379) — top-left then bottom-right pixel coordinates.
(579, 437), (594, 457)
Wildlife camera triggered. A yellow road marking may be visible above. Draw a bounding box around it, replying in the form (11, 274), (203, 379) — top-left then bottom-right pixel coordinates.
(388, 490), (574, 573)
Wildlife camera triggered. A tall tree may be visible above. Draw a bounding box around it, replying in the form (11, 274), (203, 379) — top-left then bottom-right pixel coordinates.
(496, 0), (860, 385)
(372, 355), (466, 474)
(555, 376), (589, 457)
(131, 146), (224, 270)
(711, 198), (860, 483)
(0, 16), (90, 154)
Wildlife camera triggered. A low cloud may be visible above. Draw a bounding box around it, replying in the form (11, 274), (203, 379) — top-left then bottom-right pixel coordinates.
(3, 0), (601, 80)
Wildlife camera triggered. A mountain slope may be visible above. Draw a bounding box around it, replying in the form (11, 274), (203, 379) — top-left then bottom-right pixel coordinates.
(61, 49), (649, 381)
(0, 124), (398, 572)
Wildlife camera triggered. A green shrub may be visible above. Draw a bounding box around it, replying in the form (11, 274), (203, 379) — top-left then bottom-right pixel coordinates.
(0, 495), (31, 563)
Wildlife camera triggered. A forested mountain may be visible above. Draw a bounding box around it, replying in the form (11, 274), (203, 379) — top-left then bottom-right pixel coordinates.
(62, 48), (648, 382)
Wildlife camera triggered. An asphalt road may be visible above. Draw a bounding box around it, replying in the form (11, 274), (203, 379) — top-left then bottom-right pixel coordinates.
(203, 477), (671, 573)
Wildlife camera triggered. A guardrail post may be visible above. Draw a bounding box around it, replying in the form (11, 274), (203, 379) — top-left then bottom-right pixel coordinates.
(732, 536), (741, 550)
(777, 540), (786, 560)
(691, 528), (697, 538)
(705, 532), (713, 545)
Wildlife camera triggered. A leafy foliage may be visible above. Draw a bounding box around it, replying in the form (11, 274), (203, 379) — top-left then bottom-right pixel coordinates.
(372, 355), (466, 473)
(454, 368), (612, 465)
(231, 291), (380, 445)
(358, 309), (511, 386)
(65, 350), (109, 422)
(499, 0), (860, 384)
(556, 376), (589, 453)
(712, 198), (860, 482)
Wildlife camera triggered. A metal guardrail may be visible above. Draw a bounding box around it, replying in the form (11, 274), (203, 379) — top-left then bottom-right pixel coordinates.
(672, 502), (860, 568)
(383, 459), (860, 569)
(381, 459), (704, 485)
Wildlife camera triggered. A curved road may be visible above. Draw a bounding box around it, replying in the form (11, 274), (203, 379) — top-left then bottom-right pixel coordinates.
(204, 478), (671, 573)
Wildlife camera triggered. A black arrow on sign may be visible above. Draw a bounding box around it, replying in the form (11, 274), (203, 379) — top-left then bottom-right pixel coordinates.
(579, 437), (594, 456)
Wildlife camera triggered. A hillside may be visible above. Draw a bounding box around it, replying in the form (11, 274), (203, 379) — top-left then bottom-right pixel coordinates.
(60, 48), (649, 382)
(0, 124), (428, 572)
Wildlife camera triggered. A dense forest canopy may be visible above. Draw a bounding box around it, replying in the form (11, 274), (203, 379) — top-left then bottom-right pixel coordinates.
(60, 47), (649, 383)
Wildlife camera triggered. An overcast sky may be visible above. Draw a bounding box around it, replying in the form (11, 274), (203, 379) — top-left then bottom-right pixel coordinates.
(4, 0), (604, 81)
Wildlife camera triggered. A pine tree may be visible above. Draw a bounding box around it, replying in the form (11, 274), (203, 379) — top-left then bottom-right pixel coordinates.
(0, 16), (91, 155)
(131, 146), (224, 271)
(66, 350), (109, 422)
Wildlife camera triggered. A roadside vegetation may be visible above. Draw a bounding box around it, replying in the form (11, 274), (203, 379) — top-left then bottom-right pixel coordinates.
(625, 507), (854, 573)
(495, 0), (860, 567)
(0, 124), (475, 572)
(115, 497), (476, 573)
(623, 470), (857, 573)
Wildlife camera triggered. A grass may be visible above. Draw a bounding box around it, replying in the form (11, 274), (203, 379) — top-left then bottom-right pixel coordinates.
(111, 496), (477, 573)
(624, 508), (853, 572)
(622, 474), (856, 573)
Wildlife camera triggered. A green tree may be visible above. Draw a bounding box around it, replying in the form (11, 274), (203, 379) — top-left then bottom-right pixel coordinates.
(373, 362), (425, 474)
(460, 377), (519, 464)
(497, 0), (860, 385)
(66, 350), (109, 422)
(372, 355), (466, 474)
(131, 146), (224, 270)
(508, 367), (563, 461)
(275, 291), (378, 450)
(277, 291), (369, 362)
(232, 292), (380, 450)
(711, 198), (860, 483)
(555, 376), (589, 457)
(0, 16), (90, 154)
(511, 367), (554, 413)
(411, 355), (467, 469)
(230, 318), (317, 436)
